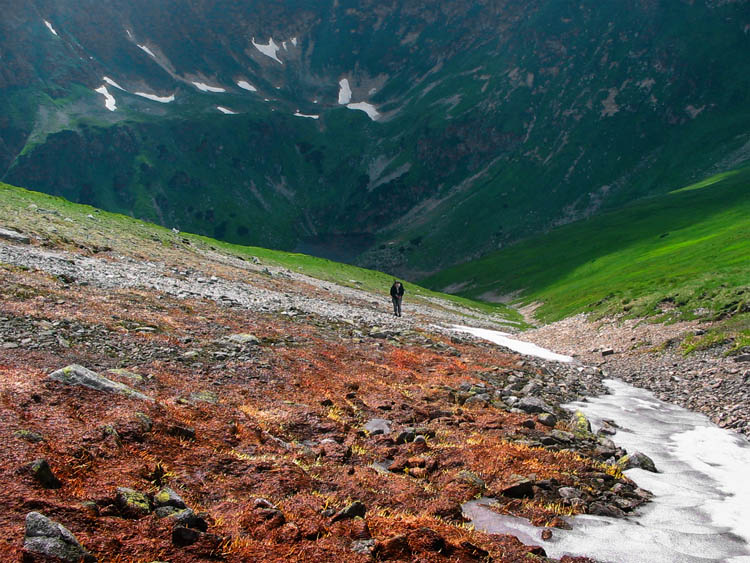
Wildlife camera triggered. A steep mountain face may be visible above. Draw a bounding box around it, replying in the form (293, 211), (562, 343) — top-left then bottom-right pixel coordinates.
(2, 0), (750, 276)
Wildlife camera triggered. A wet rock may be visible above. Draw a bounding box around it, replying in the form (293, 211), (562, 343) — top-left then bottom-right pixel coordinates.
(29, 459), (62, 489)
(116, 487), (152, 518)
(23, 512), (95, 562)
(537, 413), (557, 427)
(332, 501), (366, 522)
(598, 421), (618, 436)
(363, 418), (391, 436)
(517, 396), (554, 414)
(521, 419), (536, 429)
(588, 502), (626, 518)
(48, 364), (153, 401)
(617, 451), (658, 473)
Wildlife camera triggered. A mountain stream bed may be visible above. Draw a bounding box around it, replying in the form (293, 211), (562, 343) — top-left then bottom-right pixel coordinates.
(458, 327), (750, 563)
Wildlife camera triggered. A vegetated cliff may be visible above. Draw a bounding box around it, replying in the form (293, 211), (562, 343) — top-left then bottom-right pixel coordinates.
(2, 0), (750, 275)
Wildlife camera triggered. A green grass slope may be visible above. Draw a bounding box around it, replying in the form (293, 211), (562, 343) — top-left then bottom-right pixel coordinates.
(422, 167), (750, 337)
(0, 181), (522, 326)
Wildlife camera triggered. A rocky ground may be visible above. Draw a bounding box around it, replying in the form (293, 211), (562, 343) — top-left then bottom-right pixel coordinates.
(526, 315), (750, 436)
(0, 203), (659, 562)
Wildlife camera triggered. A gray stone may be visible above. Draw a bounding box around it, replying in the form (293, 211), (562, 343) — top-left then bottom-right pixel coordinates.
(363, 418), (392, 436)
(517, 396), (554, 414)
(24, 512), (95, 562)
(48, 364), (153, 401)
(170, 508), (208, 532)
(617, 451), (658, 473)
(116, 487), (152, 517)
(226, 333), (260, 345)
(589, 502), (626, 518)
(351, 539), (376, 555)
(558, 487), (582, 499)
(733, 354), (750, 363)
(601, 348), (615, 357)
(154, 486), (187, 510)
(0, 227), (30, 244)
(332, 501), (367, 522)
(537, 413), (557, 427)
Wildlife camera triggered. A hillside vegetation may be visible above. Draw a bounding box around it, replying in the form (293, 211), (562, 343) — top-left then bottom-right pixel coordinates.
(423, 167), (750, 350)
(0, 181), (521, 326)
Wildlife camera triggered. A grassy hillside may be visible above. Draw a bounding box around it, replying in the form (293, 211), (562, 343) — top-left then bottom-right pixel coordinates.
(0, 181), (522, 326)
(423, 167), (750, 348)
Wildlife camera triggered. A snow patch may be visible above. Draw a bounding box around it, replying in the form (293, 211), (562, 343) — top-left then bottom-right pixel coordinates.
(192, 82), (226, 93)
(282, 41), (288, 50)
(252, 37), (283, 64)
(44, 20), (58, 36)
(338, 78), (352, 105)
(103, 77), (126, 91)
(135, 92), (174, 103)
(294, 111), (319, 120)
(291, 37), (298, 46)
(217, 106), (238, 115)
(450, 325), (573, 363)
(347, 102), (380, 121)
(137, 44), (156, 58)
(94, 86), (117, 111)
(237, 80), (257, 92)
(466, 380), (750, 561)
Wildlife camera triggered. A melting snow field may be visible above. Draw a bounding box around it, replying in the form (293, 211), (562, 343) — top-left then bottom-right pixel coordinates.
(192, 82), (226, 93)
(94, 86), (117, 111)
(237, 80), (257, 92)
(44, 20), (58, 36)
(464, 378), (750, 562)
(347, 102), (380, 121)
(451, 325), (573, 363)
(217, 106), (238, 115)
(338, 78), (352, 104)
(253, 37), (283, 64)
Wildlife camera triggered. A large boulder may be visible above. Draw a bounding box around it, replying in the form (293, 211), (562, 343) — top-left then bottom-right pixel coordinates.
(48, 365), (153, 401)
(24, 512), (96, 562)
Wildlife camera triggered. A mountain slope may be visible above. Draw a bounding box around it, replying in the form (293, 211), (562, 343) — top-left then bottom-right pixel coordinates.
(2, 0), (750, 275)
(422, 166), (750, 334)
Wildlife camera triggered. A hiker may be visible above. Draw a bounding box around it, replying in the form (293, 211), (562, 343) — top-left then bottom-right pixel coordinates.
(390, 281), (405, 317)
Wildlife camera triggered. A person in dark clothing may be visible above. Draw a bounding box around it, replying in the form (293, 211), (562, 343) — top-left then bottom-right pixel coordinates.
(390, 281), (405, 317)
